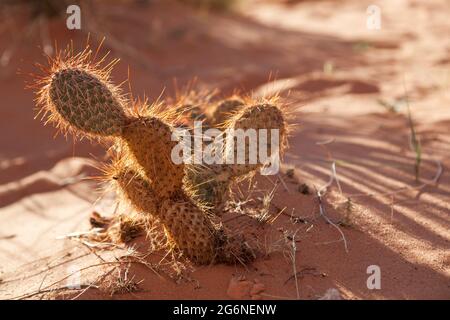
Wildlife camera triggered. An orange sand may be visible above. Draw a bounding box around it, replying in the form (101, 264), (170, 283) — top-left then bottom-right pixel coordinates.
(0, 0), (449, 299)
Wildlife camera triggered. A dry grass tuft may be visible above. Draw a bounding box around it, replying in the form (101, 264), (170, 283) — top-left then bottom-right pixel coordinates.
(102, 264), (143, 297)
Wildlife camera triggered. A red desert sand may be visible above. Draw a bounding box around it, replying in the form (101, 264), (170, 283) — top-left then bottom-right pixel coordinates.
(0, 0), (449, 299)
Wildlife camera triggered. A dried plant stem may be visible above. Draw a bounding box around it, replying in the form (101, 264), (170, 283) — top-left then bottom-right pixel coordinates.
(316, 162), (349, 253)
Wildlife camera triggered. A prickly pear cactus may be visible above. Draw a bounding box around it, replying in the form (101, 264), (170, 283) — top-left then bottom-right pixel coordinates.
(34, 47), (288, 264)
(187, 99), (288, 209)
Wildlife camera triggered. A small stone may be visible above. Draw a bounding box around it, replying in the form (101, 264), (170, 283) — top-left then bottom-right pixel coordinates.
(227, 275), (253, 299)
(319, 288), (343, 300)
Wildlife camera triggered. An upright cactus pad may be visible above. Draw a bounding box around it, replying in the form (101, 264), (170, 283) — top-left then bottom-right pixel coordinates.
(49, 69), (129, 137)
(187, 101), (288, 208)
(112, 165), (216, 264)
(121, 117), (185, 198)
(35, 48), (127, 139)
(225, 103), (287, 177)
